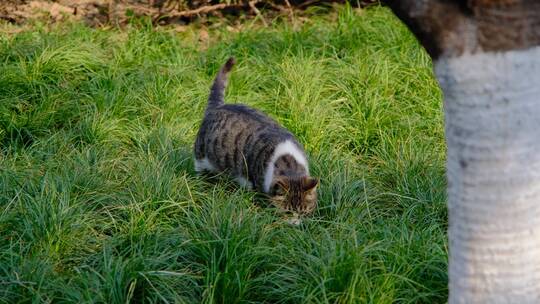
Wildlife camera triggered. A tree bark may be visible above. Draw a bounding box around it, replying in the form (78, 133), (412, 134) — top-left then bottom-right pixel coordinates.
(385, 0), (540, 59)
(384, 1), (540, 302)
(438, 46), (540, 303)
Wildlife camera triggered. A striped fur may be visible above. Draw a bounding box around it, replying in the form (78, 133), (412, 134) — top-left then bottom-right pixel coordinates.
(193, 57), (318, 215)
(263, 140), (308, 193)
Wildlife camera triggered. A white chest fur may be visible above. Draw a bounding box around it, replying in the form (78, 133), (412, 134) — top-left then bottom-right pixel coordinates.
(263, 140), (309, 193)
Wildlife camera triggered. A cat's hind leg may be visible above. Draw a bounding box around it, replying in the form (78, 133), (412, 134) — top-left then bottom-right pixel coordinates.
(234, 176), (253, 190)
(194, 157), (217, 173)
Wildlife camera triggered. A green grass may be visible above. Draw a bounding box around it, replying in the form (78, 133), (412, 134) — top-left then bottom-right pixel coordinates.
(0, 5), (447, 303)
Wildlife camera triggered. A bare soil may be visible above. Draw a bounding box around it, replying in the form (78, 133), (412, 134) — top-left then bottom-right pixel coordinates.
(0, 0), (378, 26)
(1, 0), (110, 26)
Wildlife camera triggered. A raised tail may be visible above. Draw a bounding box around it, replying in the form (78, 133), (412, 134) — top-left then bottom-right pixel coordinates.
(207, 57), (236, 110)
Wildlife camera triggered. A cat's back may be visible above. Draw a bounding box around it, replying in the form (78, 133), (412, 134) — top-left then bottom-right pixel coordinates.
(194, 103), (295, 168)
(201, 103), (290, 138)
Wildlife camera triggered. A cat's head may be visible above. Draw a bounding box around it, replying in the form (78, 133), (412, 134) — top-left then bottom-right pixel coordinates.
(269, 176), (319, 215)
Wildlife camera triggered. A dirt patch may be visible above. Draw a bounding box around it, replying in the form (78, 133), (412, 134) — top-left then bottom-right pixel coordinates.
(0, 0), (378, 26)
(1, 0), (108, 25)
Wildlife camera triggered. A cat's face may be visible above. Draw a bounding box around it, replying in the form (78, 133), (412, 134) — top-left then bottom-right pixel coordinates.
(269, 176), (318, 215)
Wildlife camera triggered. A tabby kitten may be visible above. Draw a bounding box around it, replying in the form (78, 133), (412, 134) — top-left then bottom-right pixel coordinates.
(194, 58), (318, 215)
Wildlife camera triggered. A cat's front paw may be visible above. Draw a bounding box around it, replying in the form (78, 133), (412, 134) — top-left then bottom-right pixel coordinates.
(285, 213), (302, 226)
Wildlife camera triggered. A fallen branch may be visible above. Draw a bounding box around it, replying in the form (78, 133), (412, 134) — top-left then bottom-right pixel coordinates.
(248, 1), (267, 26)
(264, 2), (289, 13)
(283, 0), (294, 20)
(297, 0), (322, 9)
(161, 2), (244, 18)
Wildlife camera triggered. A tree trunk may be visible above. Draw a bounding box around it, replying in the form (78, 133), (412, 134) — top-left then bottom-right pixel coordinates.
(384, 1), (540, 302)
(438, 46), (540, 303)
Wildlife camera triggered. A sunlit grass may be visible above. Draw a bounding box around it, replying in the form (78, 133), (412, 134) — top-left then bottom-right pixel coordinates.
(0, 5), (447, 303)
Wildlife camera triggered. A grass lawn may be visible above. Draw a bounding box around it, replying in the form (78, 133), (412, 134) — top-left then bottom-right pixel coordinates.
(0, 5), (447, 303)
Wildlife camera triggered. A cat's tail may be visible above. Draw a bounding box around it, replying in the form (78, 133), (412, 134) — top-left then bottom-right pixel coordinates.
(207, 57), (236, 110)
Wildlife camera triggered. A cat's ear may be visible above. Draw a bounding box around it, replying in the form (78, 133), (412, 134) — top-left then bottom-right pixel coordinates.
(303, 177), (319, 191)
(272, 177), (289, 195)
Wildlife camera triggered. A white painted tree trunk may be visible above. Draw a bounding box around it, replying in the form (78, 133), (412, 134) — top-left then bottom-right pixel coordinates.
(435, 46), (540, 303)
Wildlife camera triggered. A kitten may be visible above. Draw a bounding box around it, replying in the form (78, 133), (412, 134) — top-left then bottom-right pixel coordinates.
(193, 57), (318, 215)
